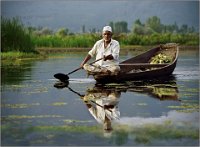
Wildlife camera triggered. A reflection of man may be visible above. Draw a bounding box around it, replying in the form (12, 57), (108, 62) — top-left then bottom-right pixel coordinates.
(82, 89), (121, 131)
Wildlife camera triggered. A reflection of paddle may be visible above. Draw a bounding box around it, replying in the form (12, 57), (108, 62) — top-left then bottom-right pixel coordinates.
(68, 86), (112, 112)
(54, 82), (112, 112)
(90, 100), (112, 113)
(54, 58), (103, 82)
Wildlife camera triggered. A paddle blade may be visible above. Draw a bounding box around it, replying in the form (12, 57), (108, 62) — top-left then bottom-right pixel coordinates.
(54, 73), (69, 82)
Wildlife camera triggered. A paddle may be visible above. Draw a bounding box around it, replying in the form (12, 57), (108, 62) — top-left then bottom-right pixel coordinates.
(54, 57), (103, 82)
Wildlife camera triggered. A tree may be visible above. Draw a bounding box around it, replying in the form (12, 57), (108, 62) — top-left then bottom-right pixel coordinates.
(134, 19), (142, 26)
(109, 21), (114, 32)
(89, 28), (96, 33)
(188, 26), (195, 33)
(163, 22), (179, 33)
(82, 25), (86, 33)
(145, 16), (162, 33)
(111, 21), (128, 34)
(56, 28), (69, 37)
(179, 24), (188, 34)
(132, 19), (145, 35)
(40, 27), (53, 35)
(173, 22), (179, 33)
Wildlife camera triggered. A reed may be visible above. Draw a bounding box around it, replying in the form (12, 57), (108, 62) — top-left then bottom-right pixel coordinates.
(33, 33), (199, 48)
(1, 17), (36, 53)
(32, 34), (101, 48)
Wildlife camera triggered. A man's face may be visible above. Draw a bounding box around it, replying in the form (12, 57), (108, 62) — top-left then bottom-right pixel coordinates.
(102, 31), (112, 42)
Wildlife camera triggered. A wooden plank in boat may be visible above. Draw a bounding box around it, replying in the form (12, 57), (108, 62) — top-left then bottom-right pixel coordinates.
(119, 63), (169, 67)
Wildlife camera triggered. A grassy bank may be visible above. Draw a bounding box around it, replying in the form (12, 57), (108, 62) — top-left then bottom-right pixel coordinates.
(1, 51), (43, 60)
(36, 45), (199, 54)
(1, 45), (198, 60)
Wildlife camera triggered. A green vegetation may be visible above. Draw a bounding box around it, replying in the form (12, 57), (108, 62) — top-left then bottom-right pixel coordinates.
(1, 16), (199, 59)
(150, 53), (172, 64)
(109, 21), (128, 34)
(1, 17), (39, 60)
(1, 17), (36, 53)
(132, 16), (196, 35)
(1, 51), (39, 60)
(118, 33), (199, 46)
(2, 121), (198, 146)
(32, 33), (100, 48)
(131, 123), (199, 144)
(31, 16), (199, 47)
(31, 33), (198, 48)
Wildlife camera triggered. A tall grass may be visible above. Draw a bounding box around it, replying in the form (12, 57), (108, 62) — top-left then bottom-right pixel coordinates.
(118, 33), (199, 46)
(1, 17), (36, 53)
(32, 33), (101, 48)
(33, 33), (199, 48)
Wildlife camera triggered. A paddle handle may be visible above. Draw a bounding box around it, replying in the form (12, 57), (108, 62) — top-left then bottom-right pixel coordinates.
(89, 57), (104, 65)
(67, 57), (104, 76)
(67, 67), (82, 75)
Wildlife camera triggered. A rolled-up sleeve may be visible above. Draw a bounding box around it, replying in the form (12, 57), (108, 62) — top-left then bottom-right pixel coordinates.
(112, 41), (120, 60)
(88, 42), (98, 58)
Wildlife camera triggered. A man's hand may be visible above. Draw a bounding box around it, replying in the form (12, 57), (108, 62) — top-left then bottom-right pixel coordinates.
(80, 62), (85, 69)
(104, 54), (114, 61)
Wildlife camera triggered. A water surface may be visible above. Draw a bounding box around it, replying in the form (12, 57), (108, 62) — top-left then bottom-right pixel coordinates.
(1, 48), (199, 146)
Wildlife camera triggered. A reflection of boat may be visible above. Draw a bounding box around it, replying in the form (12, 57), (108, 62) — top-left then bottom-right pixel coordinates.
(93, 43), (179, 83)
(128, 84), (179, 101)
(54, 75), (179, 101)
(54, 76), (179, 133)
(95, 76), (179, 101)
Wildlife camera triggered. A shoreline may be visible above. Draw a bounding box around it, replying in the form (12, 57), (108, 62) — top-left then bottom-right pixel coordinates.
(1, 45), (199, 61)
(36, 45), (199, 54)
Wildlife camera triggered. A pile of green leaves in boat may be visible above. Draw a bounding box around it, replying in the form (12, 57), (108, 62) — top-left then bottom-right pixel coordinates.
(150, 53), (172, 64)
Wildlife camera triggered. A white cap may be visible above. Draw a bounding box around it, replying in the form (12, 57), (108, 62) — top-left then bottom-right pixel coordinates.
(103, 26), (112, 32)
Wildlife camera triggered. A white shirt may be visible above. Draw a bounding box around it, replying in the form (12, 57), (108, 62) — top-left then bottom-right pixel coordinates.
(88, 39), (120, 67)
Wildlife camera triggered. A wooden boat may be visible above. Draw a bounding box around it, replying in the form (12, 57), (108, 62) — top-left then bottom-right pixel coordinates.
(94, 43), (179, 83)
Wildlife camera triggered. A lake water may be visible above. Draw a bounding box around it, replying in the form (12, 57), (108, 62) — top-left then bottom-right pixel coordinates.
(1, 48), (199, 146)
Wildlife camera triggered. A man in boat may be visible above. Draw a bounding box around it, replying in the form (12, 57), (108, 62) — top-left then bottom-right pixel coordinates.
(80, 26), (120, 76)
